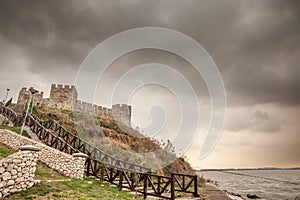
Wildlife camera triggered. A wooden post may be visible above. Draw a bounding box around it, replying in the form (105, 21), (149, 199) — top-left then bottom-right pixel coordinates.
(182, 175), (185, 191)
(171, 174), (175, 200)
(143, 174), (148, 199)
(110, 168), (113, 183)
(118, 170), (123, 191)
(86, 158), (91, 175)
(100, 164), (104, 183)
(148, 171), (152, 187)
(193, 175), (199, 197)
(157, 176), (161, 194)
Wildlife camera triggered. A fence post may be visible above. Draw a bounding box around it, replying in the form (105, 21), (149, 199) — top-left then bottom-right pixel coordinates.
(86, 158), (91, 175)
(148, 171), (152, 187)
(157, 176), (161, 194)
(118, 170), (123, 191)
(100, 164), (104, 183)
(171, 173), (175, 200)
(182, 175), (185, 191)
(193, 175), (199, 197)
(143, 174), (148, 199)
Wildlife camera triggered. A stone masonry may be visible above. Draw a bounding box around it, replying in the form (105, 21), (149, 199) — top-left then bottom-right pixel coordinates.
(13, 84), (132, 127)
(17, 87), (44, 107)
(0, 129), (87, 180)
(112, 104), (131, 127)
(47, 84), (78, 110)
(0, 145), (40, 199)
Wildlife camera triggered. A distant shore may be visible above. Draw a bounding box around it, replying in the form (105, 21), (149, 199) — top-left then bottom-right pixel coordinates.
(197, 167), (300, 172)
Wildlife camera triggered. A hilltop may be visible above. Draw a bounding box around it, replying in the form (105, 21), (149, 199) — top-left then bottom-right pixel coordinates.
(0, 99), (232, 199)
(31, 106), (199, 178)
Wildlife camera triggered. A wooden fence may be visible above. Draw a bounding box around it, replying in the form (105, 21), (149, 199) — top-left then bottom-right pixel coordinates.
(0, 106), (199, 199)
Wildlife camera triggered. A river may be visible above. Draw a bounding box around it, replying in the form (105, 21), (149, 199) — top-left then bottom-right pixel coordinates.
(198, 169), (300, 200)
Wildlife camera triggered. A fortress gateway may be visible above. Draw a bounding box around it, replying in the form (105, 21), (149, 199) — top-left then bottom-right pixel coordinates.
(14, 84), (131, 127)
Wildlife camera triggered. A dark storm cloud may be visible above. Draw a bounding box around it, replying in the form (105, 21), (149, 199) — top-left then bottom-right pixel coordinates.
(0, 0), (300, 168)
(1, 0), (299, 106)
(0, 0), (165, 74)
(222, 1), (300, 106)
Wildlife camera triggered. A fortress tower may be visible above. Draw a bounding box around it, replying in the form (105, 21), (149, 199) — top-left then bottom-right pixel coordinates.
(17, 87), (44, 107)
(15, 84), (132, 128)
(47, 84), (78, 110)
(112, 104), (132, 127)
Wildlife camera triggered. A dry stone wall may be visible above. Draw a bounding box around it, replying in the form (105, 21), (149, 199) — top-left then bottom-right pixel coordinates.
(0, 129), (87, 180)
(0, 145), (40, 199)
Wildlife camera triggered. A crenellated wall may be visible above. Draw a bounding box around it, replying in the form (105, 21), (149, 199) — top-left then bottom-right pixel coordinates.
(17, 87), (44, 107)
(74, 100), (112, 117)
(112, 104), (131, 127)
(47, 84), (78, 110)
(15, 84), (132, 127)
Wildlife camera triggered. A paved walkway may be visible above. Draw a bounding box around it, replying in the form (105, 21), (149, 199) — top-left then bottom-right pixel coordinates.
(127, 183), (231, 199)
(200, 184), (231, 200)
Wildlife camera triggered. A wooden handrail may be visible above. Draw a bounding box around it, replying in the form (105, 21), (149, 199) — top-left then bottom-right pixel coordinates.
(0, 106), (199, 199)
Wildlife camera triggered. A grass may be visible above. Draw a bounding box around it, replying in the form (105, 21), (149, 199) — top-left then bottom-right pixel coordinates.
(11, 176), (142, 200)
(0, 142), (142, 200)
(0, 125), (31, 138)
(0, 142), (16, 158)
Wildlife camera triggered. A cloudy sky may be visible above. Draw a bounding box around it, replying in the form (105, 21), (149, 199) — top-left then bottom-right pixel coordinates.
(0, 0), (299, 169)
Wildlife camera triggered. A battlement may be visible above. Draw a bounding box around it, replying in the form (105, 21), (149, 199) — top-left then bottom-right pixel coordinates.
(51, 84), (76, 90)
(19, 87), (44, 95)
(17, 87), (44, 107)
(112, 104), (131, 108)
(15, 84), (132, 127)
(112, 104), (131, 127)
(50, 84), (77, 92)
(75, 100), (112, 116)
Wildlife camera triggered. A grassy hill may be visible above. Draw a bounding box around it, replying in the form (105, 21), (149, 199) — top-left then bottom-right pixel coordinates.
(32, 106), (199, 177)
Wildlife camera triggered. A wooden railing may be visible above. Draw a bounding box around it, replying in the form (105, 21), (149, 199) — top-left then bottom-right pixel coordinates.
(0, 106), (199, 199)
(0, 106), (21, 126)
(36, 117), (150, 173)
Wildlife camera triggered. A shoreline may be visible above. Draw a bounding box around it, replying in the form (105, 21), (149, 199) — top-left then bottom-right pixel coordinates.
(200, 183), (231, 200)
(201, 183), (244, 200)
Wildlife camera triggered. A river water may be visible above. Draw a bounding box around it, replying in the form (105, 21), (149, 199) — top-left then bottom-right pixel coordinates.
(198, 170), (300, 200)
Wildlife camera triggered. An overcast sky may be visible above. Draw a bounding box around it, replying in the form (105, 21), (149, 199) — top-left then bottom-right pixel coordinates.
(0, 0), (299, 169)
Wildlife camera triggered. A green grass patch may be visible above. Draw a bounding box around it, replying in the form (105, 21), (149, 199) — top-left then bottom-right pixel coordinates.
(35, 165), (63, 180)
(0, 125), (31, 138)
(0, 142), (15, 158)
(11, 176), (142, 200)
(6, 156), (142, 199)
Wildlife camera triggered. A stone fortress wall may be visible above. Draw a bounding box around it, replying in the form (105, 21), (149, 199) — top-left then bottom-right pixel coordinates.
(47, 84), (78, 110)
(74, 100), (112, 117)
(15, 84), (132, 127)
(17, 87), (44, 108)
(112, 104), (131, 128)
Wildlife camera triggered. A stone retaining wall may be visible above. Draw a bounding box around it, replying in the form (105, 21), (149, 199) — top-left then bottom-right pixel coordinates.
(0, 129), (87, 180)
(0, 145), (40, 199)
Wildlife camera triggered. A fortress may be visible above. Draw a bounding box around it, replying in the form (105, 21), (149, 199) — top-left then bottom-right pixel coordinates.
(14, 84), (131, 127)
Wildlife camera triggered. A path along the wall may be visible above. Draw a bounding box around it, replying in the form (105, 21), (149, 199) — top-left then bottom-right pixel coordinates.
(0, 129), (87, 180)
